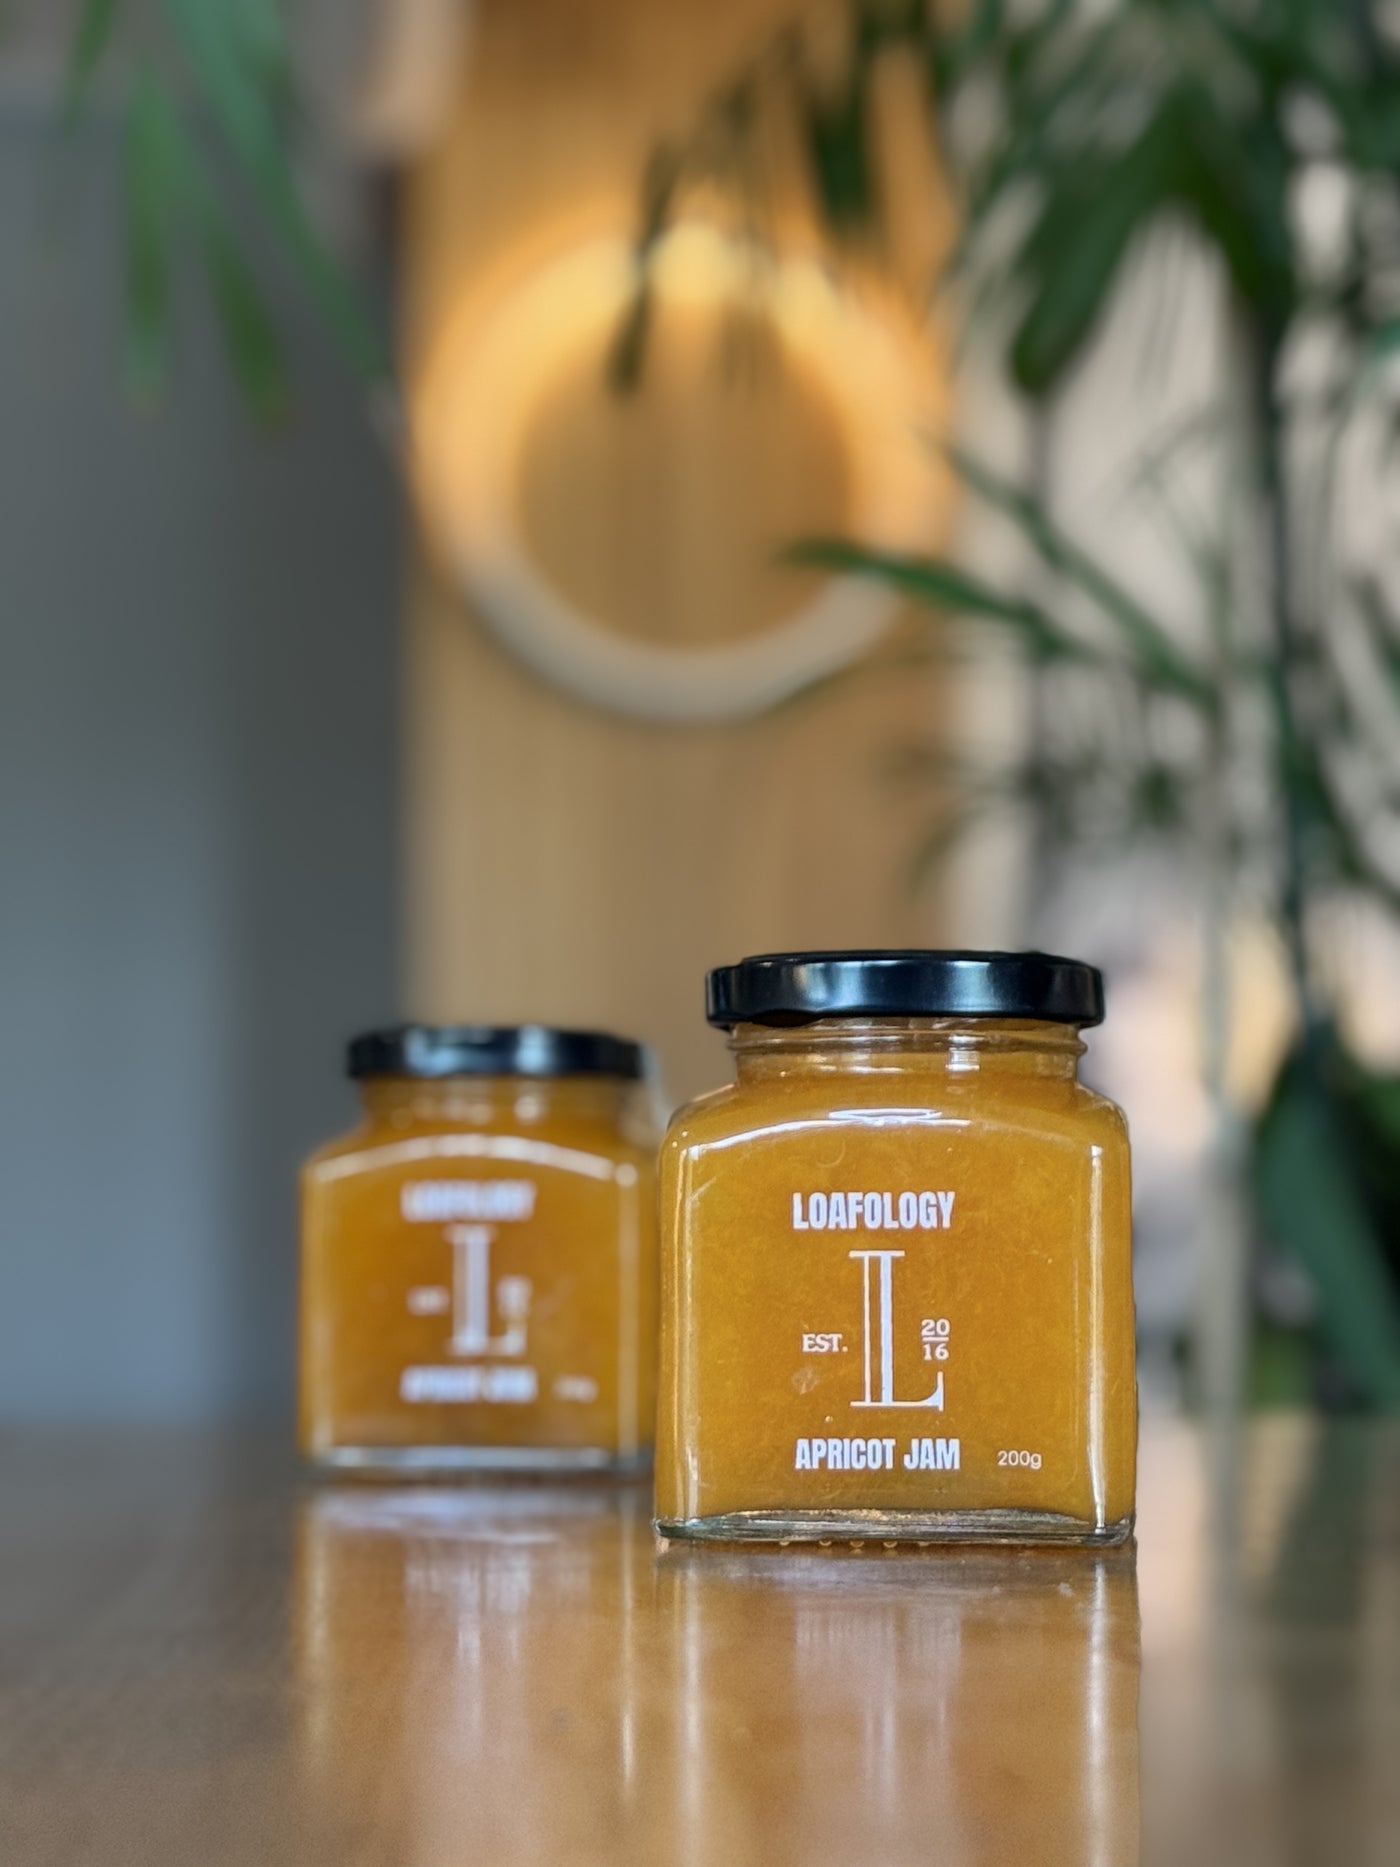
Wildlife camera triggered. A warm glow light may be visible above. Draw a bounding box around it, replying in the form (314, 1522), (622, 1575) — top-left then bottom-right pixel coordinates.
(411, 222), (948, 724)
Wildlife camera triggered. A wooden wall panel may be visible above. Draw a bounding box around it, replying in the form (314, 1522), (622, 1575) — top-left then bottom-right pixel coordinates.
(402, 0), (953, 1102)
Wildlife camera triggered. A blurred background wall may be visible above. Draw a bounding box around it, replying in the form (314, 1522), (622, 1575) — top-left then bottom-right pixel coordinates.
(0, 0), (951, 1419)
(4, 0), (1400, 1421)
(0, 103), (398, 1421)
(403, 0), (951, 1102)
(0, 0), (1204, 1424)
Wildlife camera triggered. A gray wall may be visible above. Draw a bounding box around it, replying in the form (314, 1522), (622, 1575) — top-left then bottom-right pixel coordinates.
(0, 122), (400, 1422)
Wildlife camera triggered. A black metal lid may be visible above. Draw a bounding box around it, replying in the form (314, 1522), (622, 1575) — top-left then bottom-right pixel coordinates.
(706, 950), (1104, 1028)
(348, 1024), (648, 1081)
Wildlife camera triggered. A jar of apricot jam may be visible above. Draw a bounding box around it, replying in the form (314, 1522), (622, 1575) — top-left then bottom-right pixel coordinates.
(300, 1025), (657, 1475)
(656, 952), (1136, 1545)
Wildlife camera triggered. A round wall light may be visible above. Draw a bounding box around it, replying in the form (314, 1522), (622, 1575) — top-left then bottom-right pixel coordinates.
(412, 223), (946, 725)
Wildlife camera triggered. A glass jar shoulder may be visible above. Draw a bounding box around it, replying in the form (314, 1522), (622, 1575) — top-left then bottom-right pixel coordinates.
(663, 1072), (1126, 1158)
(303, 1119), (376, 1179)
(306, 1110), (651, 1185)
(1075, 1080), (1129, 1147)
(661, 1081), (752, 1156)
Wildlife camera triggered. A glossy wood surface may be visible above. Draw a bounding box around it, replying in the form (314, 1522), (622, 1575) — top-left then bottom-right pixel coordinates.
(0, 1419), (1395, 1864)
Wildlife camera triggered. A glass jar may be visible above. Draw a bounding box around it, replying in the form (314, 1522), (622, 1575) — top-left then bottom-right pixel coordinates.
(656, 951), (1136, 1545)
(300, 1025), (658, 1475)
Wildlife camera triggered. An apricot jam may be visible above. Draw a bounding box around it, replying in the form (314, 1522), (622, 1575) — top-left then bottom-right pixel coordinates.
(300, 1026), (657, 1474)
(656, 952), (1136, 1544)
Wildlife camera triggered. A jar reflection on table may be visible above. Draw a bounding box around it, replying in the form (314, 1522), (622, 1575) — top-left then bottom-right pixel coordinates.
(293, 1494), (1139, 1866)
(292, 1486), (652, 1865)
(655, 1546), (1140, 1866)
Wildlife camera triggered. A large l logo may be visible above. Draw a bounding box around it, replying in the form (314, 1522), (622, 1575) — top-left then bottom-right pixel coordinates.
(849, 1249), (945, 1410)
(447, 1225), (531, 1357)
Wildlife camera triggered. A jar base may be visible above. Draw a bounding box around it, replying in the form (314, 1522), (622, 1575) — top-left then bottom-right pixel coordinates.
(654, 1507), (1134, 1548)
(309, 1444), (651, 1479)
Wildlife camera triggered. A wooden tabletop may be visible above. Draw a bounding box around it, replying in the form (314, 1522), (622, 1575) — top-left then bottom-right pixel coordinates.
(0, 1419), (1395, 1866)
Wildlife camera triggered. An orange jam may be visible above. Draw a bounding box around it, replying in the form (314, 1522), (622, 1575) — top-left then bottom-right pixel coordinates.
(656, 952), (1136, 1545)
(300, 1025), (657, 1475)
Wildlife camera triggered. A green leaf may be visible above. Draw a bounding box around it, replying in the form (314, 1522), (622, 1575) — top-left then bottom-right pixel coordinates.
(122, 72), (179, 402)
(1254, 1046), (1400, 1409)
(608, 279), (653, 396)
(62, 0), (122, 131)
(1246, 1320), (1319, 1408)
(926, 0), (1006, 94)
(233, 0), (293, 112)
(611, 144), (681, 392)
(1010, 107), (1184, 393)
(947, 445), (1218, 709)
(638, 143), (683, 255)
(969, 11), (1122, 217)
(1131, 760), (1191, 834)
(197, 203), (290, 423)
(161, 0), (388, 385)
(1175, 81), (1294, 321)
(1335, 1049), (1400, 1156)
(789, 538), (1101, 667)
(1353, 575), (1400, 706)
(122, 65), (290, 421)
(798, 64), (873, 236)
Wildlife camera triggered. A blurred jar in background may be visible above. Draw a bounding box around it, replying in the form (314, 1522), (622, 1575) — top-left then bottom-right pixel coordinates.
(300, 1025), (657, 1475)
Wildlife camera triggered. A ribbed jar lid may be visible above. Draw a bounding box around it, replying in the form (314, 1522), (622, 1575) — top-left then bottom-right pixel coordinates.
(347, 1024), (648, 1080)
(705, 950), (1104, 1028)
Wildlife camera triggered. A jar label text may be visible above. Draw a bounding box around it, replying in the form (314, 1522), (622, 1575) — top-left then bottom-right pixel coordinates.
(792, 1190), (954, 1232)
(401, 1179), (539, 1223)
(793, 1435), (961, 1472)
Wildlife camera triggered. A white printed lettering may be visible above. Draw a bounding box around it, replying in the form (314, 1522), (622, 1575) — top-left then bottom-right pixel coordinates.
(400, 1364), (539, 1404)
(902, 1437), (961, 1471)
(790, 1189), (957, 1233)
(401, 1180), (538, 1224)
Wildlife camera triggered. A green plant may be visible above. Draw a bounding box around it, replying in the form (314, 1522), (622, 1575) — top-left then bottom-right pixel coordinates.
(28, 0), (388, 416)
(622, 0), (1400, 1405)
